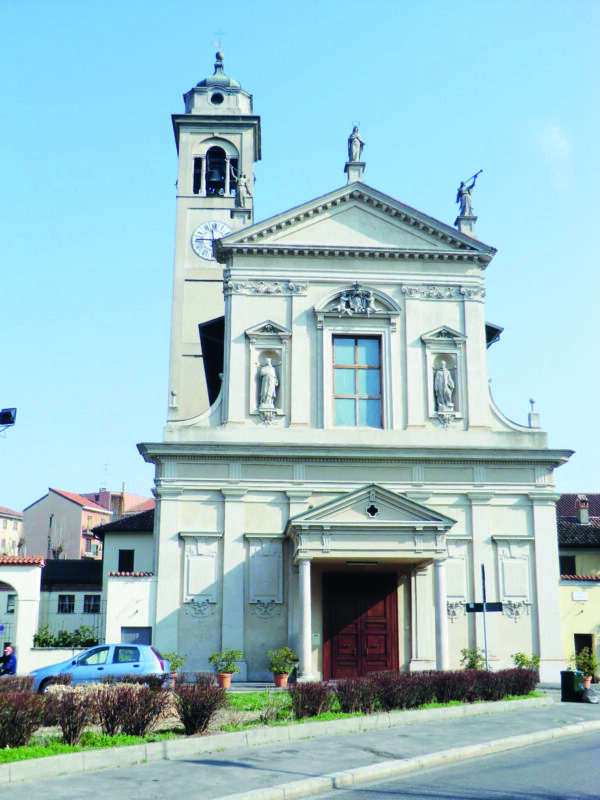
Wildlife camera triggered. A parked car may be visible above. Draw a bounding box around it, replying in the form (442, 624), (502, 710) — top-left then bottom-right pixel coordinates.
(30, 644), (170, 693)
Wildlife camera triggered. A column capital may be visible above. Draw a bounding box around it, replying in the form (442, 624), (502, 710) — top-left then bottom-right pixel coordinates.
(286, 490), (312, 501)
(528, 492), (561, 505)
(467, 492), (494, 505)
(220, 487), (247, 500)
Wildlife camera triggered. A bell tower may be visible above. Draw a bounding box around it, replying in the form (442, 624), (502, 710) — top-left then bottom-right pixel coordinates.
(169, 53), (261, 420)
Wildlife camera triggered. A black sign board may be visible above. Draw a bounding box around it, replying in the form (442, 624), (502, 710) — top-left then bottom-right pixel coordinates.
(466, 602), (503, 613)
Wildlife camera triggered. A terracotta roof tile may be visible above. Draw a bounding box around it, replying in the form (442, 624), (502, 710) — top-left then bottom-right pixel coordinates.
(108, 571), (154, 577)
(557, 494), (600, 517)
(125, 498), (155, 514)
(93, 509), (154, 535)
(0, 506), (23, 518)
(50, 489), (112, 513)
(558, 519), (600, 546)
(0, 555), (45, 566)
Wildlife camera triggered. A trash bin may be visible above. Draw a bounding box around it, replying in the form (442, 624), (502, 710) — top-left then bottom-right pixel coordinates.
(561, 670), (584, 702)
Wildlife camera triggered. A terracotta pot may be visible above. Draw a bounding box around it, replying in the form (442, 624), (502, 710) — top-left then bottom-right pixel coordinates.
(583, 675), (593, 690)
(170, 672), (177, 688)
(217, 672), (232, 689)
(273, 673), (289, 688)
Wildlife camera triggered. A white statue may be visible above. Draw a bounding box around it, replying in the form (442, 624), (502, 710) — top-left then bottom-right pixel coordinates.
(259, 358), (278, 408)
(348, 126), (365, 162)
(434, 360), (455, 412)
(456, 170), (482, 216)
(236, 173), (251, 207)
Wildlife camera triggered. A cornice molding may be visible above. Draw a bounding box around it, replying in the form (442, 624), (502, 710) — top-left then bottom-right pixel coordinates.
(218, 186), (495, 257)
(223, 245), (490, 264)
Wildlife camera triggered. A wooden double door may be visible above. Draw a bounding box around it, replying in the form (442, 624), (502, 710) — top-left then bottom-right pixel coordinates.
(323, 572), (399, 679)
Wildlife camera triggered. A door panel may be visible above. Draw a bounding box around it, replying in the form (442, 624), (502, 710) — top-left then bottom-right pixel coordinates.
(324, 573), (398, 679)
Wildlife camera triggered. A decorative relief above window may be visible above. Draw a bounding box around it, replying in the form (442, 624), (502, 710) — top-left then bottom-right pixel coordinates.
(246, 321), (290, 424)
(315, 284), (400, 330)
(180, 533), (222, 605)
(421, 326), (466, 428)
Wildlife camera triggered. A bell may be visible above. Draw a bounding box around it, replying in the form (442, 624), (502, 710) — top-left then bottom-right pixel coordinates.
(207, 167), (223, 183)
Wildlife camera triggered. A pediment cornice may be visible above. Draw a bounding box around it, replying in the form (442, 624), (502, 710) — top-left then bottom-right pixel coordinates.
(215, 183), (496, 265)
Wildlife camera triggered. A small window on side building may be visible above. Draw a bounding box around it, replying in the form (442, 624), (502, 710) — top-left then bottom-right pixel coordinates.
(560, 555), (576, 575)
(57, 594), (75, 613)
(118, 549), (134, 573)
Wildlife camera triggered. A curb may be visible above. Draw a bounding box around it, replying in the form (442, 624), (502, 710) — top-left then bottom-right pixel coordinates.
(0, 696), (550, 785)
(214, 719), (600, 800)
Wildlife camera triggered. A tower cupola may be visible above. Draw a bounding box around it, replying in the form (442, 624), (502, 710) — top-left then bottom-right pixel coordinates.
(184, 52), (253, 116)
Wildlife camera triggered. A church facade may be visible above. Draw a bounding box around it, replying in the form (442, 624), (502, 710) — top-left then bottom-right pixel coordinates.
(138, 54), (571, 682)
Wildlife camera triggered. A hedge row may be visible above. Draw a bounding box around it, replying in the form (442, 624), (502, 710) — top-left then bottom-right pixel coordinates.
(290, 669), (539, 717)
(0, 675), (227, 748)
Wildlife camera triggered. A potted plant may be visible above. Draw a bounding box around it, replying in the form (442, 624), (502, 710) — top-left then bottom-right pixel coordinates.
(208, 649), (243, 688)
(571, 648), (597, 689)
(267, 646), (298, 688)
(163, 650), (186, 687)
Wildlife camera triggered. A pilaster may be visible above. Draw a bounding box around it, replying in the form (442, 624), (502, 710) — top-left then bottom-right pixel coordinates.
(468, 493), (499, 659)
(221, 487), (247, 679)
(530, 492), (564, 681)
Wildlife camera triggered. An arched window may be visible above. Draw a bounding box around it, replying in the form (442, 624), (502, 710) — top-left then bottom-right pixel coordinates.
(193, 145), (239, 196)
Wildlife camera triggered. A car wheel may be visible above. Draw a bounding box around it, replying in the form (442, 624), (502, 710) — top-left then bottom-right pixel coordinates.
(38, 679), (51, 695)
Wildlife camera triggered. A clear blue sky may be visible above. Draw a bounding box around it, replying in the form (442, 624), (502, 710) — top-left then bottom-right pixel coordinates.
(1, 0), (598, 511)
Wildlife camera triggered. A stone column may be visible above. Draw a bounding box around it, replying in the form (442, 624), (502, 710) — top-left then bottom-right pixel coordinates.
(221, 488), (247, 680)
(434, 559), (449, 670)
(224, 155), (231, 195)
(298, 557), (313, 680)
(286, 491), (312, 650)
(200, 156), (206, 196)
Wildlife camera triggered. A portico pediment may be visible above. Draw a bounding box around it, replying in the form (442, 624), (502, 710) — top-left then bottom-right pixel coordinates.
(216, 184), (496, 265)
(286, 484), (455, 561)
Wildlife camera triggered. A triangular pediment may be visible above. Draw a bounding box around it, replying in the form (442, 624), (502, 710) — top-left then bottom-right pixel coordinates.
(218, 183), (496, 264)
(288, 484), (455, 530)
(245, 320), (291, 339)
(421, 325), (467, 344)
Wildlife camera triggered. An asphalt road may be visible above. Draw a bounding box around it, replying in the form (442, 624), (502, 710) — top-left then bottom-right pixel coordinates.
(311, 730), (600, 800)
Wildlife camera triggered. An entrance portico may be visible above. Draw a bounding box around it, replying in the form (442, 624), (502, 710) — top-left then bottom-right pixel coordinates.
(286, 485), (455, 680)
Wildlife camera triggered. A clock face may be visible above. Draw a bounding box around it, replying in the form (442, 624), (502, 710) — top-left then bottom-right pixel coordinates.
(191, 221), (232, 261)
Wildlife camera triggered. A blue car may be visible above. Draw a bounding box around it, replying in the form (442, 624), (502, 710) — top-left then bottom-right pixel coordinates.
(30, 644), (170, 693)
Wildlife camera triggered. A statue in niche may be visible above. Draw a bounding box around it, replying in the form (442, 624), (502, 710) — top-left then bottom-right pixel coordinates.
(456, 170), (482, 217)
(348, 125), (365, 162)
(434, 360), (455, 412)
(259, 358), (279, 408)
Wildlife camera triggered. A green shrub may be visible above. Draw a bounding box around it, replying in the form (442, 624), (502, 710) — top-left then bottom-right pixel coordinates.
(208, 649), (243, 674)
(512, 652), (540, 671)
(33, 625), (55, 648)
(460, 647), (485, 670)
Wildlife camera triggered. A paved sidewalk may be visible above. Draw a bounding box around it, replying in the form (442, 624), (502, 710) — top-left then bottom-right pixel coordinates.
(4, 694), (600, 799)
